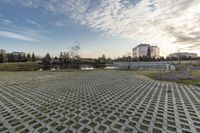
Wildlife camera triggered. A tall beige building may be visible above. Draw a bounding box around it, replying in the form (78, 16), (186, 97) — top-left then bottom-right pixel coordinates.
(132, 44), (150, 57)
(150, 46), (160, 59)
(132, 44), (160, 59)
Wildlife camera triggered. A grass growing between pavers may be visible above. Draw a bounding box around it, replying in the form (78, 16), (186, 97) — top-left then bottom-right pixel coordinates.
(0, 70), (80, 83)
(0, 70), (200, 133)
(128, 70), (200, 86)
(1, 69), (200, 86)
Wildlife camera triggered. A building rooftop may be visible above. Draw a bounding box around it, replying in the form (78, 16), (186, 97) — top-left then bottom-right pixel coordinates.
(138, 44), (150, 47)
(133, 44), (151, 50)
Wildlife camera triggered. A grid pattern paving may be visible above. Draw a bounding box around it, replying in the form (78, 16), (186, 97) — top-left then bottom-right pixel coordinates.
(0, 71), (200, 133)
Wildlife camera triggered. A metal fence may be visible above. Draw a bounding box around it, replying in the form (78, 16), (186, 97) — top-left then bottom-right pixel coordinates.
(113, 62), (175, 71)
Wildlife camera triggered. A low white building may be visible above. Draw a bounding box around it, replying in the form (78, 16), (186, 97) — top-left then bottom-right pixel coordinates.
(11, 52), (25, 57)
(168, 52), (198, 58)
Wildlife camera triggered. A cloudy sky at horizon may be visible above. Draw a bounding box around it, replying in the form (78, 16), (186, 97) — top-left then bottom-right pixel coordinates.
(0, 0), (200, 58)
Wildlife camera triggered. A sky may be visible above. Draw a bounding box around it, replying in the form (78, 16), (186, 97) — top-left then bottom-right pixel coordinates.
(0, 0), (200, 58)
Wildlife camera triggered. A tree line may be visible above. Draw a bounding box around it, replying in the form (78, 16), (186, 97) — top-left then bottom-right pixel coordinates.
(41, 52), (111, 70)
(0, 52), (36, 63)
(0, 42), (110, 69)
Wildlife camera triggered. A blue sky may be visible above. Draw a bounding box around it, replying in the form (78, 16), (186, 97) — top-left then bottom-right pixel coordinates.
(0, 0), (200, 58)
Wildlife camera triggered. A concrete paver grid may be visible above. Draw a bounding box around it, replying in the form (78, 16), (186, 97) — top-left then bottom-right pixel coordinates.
(0, 71), (200, 133)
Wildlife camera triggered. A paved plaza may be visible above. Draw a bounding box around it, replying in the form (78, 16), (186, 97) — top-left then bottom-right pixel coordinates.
(0, 71), (200, 133)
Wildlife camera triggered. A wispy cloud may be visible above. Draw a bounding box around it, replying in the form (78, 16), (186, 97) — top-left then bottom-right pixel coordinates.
(54, 21), (65, 27)
(0, 17), (12, 25)
(0, 14), (48, 42)
(26, 19), (42, 28)
(11, 0), (200, 53)
(0, 31), (37, 42)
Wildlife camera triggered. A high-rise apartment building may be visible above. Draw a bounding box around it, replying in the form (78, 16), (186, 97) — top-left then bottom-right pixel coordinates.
(132, 44), (160, 58)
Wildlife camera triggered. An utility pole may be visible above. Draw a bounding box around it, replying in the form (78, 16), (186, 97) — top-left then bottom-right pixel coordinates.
(178, 48), (181, 64)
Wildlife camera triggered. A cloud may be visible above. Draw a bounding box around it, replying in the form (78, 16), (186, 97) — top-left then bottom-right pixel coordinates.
(54, 21), (65, 27)
(0, 31), (37, 42)
(26, 19), (42, 27)
(0, 15), (48, 42)
(0, 17), (12, 25)
(1, 19), (12, 25)
(1, 0), (14, 4)
(13, 0), (200, 54)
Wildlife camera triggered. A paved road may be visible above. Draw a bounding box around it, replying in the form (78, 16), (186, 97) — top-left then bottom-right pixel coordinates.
(0, 71), (200, 133)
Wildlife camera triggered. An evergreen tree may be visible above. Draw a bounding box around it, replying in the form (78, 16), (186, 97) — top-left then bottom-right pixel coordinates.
(42, 53), (51, 70)
(31, 53), (36, 62)
(18, 54), (22, 62)
(65, 52), (70, 59)
(0, 53), (3, 63)
(45, 53), (51, 61)
(43, 53), (51, 64)
(22, 54), (27, 62)
(100, 54), (106, 63)
(27, 53), (31, 62)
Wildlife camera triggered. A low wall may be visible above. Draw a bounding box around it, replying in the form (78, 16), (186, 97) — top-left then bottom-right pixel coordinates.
(113, 62), (175, 70)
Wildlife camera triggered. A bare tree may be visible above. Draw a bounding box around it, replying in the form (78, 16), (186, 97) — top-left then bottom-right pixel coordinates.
(69, 41), (80, 59)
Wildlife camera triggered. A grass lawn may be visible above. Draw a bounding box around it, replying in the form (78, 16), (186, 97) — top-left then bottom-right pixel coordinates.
(191, 70), (200, 77)
(129, 69), (200, 86)
(127, 70), (165, 79)
(175, 70), (200, 86)
(176, 79), (200, 86)
(0, 62), (39, 71)
(0, 69), (88, 83)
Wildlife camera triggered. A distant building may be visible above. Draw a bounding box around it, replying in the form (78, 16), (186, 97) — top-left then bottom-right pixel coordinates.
(168, 52), (198, 58)
(150, 46), (160, 59)
(0, 49), (5, 54)
(11, 52), (25, 57)
(132, 44), (160, 59)
(11, 52), (26, 62)
(132, 44), (150, 58)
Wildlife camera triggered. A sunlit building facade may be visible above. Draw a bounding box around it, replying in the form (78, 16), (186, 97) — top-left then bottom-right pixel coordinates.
(132, 44), (160, 59)
(150, 46), (160, 59)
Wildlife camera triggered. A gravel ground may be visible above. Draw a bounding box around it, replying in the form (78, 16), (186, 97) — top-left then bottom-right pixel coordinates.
(0, 71), (200, 133)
